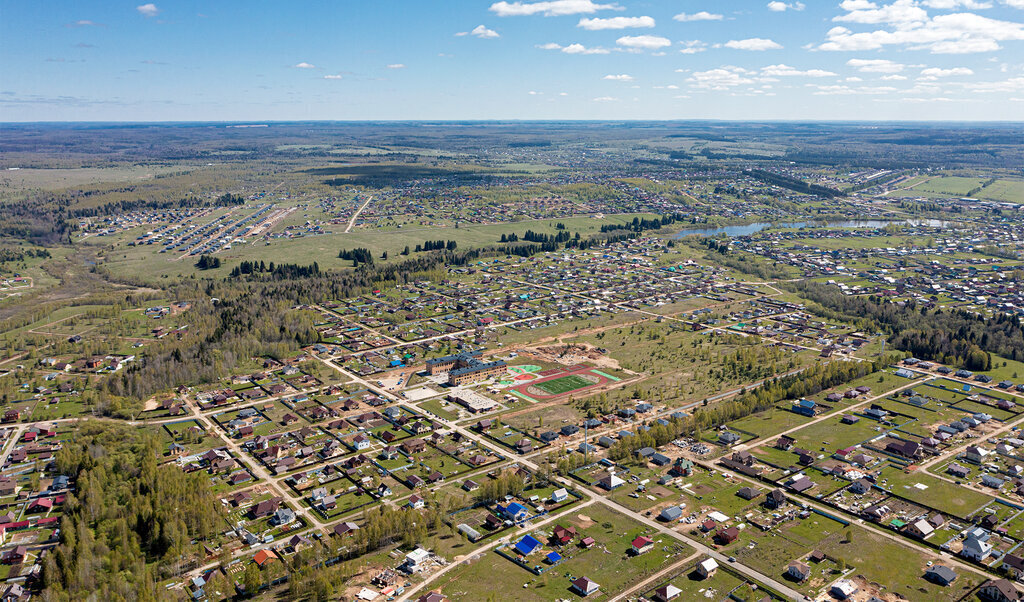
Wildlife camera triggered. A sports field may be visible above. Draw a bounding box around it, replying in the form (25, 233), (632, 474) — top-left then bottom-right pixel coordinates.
(532, 374), (595, 396)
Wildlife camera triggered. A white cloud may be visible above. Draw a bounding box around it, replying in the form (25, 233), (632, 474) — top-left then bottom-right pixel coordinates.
(920, 66), (975, 76)
(761, 63), (837, 76)
(592, 96), (619, 101)
(294, 62), (316, 69)
(724, 37), (783, 50)
(66, 19), (102, 27)
(136, 3), (159, 17)
(833, 0), (928, 26)
(840, 0), (879, 9)
(538, 42), (610, 54)
(768, 2), (806, 11)
(846, 76), (864, 81)
(923, 0), (992, 8)
(1005, 0), (1024, 8)
(490, 0), (621, 17)
(603, 73), (634, 81)
(528, 90), (541, 95)
(578, 15), (654, 29)
(616, 35), (672, 49)
(881, 73), (909, 79)
(679, 40), (708, 54)
(386, 63), (406, 69)
(563, 43), (609, 53)
(819, 9), (1024, 53)
(846, 58), (906, 72)
(456, 24), (500, 38)
(323, 74), (343, 80)
(961, 76), (1024, 91)
(809, 83), (898, 95)
(673, 11), (723, 22)
(689, 66), (756, 89)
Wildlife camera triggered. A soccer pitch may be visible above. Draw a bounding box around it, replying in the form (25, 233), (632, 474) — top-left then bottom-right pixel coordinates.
(533, 374), (594, 396)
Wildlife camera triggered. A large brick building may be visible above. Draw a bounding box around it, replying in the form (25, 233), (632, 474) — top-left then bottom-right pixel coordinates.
(426, 351), (507, 386)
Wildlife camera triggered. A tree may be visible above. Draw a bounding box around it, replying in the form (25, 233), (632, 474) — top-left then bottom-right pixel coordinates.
(243, 563), (262, 594)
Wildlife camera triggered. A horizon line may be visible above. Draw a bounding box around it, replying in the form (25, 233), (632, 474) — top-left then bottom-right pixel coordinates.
(2, 118), (1024, 126)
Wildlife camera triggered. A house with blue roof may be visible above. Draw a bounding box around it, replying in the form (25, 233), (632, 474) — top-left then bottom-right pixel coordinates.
(792, 398), (818, 417)
(545, 551), (562, 564)
(499, 502), (528, 522)
(514, 534), (541, 556)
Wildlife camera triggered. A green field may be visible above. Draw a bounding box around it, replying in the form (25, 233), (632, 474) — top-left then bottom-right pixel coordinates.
(533, 374), (595, 396)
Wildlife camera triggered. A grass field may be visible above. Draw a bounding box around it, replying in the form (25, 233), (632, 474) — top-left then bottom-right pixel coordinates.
(92, 211), (661, 283)
(533, 374), (594, 396)
(431, 504), (691, 601)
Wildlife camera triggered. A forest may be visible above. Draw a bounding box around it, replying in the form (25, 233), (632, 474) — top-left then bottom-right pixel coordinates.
(792, 282), (1024, 368)
(43, 424), (224, 601)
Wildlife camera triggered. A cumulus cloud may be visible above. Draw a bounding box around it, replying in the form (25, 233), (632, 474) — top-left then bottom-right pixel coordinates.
(323, 74), (343, 79)
(689, 67), (757, 89)
(592, 96), (619, 101)
(724, 37), (783, 50)
(603, 73), (634, 81)
(537, 42), (610, 54)
(819, 5), (1024, 53)
(679, 40), (708, 54)
(578, 15), (654, 29)
(923, 0), (992, 8)
(920, 66), (975, 76)
(386, 63), (406, 69)
(490, 0), (622, 17)
(840, 0), (879, 9)
(761, 63), (837, 76)
(673, 11), (723, 21)
(616, 35), (671, 49)
(136, 3), (159, 17)
(767, 2), (806, 11)
(65, 19), (103, 27)
(847, 58), (906, 72)
(456, 24), (500, 38)
(293, 62), (316, 69)
(833, 0), (928, 26)
(808, 83), (899, 95)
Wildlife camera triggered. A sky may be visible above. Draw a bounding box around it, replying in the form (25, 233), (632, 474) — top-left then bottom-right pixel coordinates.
(2, 0), (1024, 121)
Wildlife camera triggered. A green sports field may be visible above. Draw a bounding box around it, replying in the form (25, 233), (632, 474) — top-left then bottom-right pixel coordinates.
(532, 374), (594, 395)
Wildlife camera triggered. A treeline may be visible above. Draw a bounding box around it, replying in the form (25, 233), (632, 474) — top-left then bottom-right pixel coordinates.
(102, 250), (493, 408)
(500, 230), (575, 244)
(687, 238), (792, 280)
(746, 169), (844, 198)
(605, 358), (882, 462)
(194, 254), (220, 270)
(43, 424), (224, 599)
(791, 281), (1024, 367)
(415, 240), (457, 252)
(600, 214), (686, 234)
(339, 247), (375, 266)
(473, 470), (527, 503)
(0, 247), (51, 263)
(229, 260), (322, 278)
(69, 193), (246, 218)
(0, 196), (77, 245)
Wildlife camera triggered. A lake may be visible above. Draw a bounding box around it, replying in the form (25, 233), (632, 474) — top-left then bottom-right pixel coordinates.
(673, 219), (949, 239)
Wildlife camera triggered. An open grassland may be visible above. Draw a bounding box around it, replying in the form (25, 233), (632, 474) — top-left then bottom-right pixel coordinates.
(430, 504), (692, 602)
(92, 212), (660, 283)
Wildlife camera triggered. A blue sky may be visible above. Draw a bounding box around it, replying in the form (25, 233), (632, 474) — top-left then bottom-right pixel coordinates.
(2, 0), (1023, 121)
